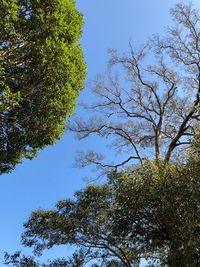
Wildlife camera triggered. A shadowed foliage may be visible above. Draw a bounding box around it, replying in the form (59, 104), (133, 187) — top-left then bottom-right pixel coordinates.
(4, 145), (200, 266)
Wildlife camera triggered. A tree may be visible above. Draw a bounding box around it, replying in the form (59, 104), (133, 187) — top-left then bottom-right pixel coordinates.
(111, 159), (200, 267)
(0, 0), (86, 174)
(3, 184), (140, 267)
(4, 152), (200, 266)
(69, 2), (200, 175)
(4, 2), (200, 267)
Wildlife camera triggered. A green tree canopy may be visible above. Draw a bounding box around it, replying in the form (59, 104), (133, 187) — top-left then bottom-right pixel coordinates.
(4, 152), (200, 266)
(0, 0), (86, 173)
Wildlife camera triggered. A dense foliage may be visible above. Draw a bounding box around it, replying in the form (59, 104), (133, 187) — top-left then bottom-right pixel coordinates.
(0, 0), (86, 173)
(4, 153), (200, 266)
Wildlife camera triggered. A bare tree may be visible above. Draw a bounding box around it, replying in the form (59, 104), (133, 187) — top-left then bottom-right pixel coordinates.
(69, 3), (200, 174)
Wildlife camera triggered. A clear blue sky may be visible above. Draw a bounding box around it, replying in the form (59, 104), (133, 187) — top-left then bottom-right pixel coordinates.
(0, 0), (199, 265)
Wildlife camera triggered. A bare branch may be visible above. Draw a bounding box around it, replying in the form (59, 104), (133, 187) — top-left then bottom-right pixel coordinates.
(69, 3), (200, 172)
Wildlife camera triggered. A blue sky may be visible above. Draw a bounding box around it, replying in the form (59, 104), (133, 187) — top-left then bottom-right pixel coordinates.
(0, 0), (199, 265)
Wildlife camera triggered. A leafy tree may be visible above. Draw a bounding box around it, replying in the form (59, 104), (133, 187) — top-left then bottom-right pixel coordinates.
(69, 2), (200, 175)
(112, 159), (200, 266)
(4, 153), (200, 266)
(0, 0), (86, 173)
(3, 183), (140, 266)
